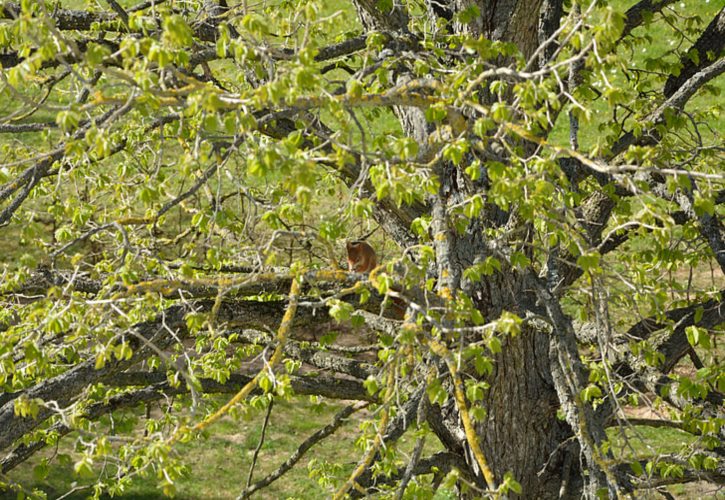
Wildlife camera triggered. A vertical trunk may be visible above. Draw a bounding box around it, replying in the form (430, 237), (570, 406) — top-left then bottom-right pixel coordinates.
(425, 4), (578, 494)
(426, 164), (580, 496)
(453, 0), (545, 59)
(354, 0), (592, 496)
(479, 326), (575, 498)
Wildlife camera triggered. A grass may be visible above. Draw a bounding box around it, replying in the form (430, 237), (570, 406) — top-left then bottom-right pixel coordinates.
(548, 0), (725, 149)
(3, 396), (455, 499)
(606, 425), (723, 500)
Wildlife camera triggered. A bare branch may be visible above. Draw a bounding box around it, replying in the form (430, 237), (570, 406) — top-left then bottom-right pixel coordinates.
(613, 418), (687, 431)
(109, 371), (374, 403)
(0, 2), (115, 30)
(0, 123), (56, 133)
(245, 397), (274, 490)
(239, 402), (368, 498)
(102, 0), (129, 28)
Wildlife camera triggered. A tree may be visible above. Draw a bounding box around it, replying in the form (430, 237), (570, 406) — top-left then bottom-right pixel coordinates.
(0, 0), (723, 497)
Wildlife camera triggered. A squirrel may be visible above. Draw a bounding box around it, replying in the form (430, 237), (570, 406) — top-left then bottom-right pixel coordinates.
(346, 240), (406, 319)
(346, 240), (377, 273)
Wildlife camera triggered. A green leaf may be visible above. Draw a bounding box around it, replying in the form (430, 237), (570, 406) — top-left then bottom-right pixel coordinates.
(581, 384), (602, 402)
(74, 457), (95, 478)
(685, 326), (710, 349)
(630, 460), (643, 476)
(577, 252), (601, 273)
(55, 110), (80, 133)
(364, 376), (379, 396)
(85, 43), (110, 66)
(163, 15), (194, 47)
(346, 79), (363, 99)
(329, 300), (353, 322)
(693, 193), (715, 217)
(510, 251), (531, 269)
(426, 378), (447, 405)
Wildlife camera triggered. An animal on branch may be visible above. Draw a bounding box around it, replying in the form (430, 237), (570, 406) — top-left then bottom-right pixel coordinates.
(346, 240), (378, 273)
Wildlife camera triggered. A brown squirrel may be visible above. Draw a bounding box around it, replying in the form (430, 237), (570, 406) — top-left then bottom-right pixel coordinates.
(346, 240), (406, 319)
(346, 240), (377, 273)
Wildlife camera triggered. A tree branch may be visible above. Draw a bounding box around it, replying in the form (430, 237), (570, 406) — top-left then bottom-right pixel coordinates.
(525, 272), (619, 496)
(0, 303), (192, 451)
(352, 0), (409, 32)
(0, 2), (115, 30)
(610, 57), (725, 157)
(0, 113), (177, 226)
(352, 451), (470, 497)
(664, 7), (725, 97)
(245, 397), (274, 490)
(626, 289), (724, 343)
(238, 402), (368, 498)
(1, 372), (372, 473)
(615, 457), (725, 491)
(622, 0), (677, 38)
(1, 382), (168, 473)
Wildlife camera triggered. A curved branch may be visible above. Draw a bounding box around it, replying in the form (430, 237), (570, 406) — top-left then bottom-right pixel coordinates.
(610, 57), (725, 157)
(239, 402), (368, 498)
(664, 7), (725, 98)
(622, 0), (676, 38)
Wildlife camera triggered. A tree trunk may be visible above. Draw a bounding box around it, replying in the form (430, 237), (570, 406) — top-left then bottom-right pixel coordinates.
(388, 2), (590, 496)
(479, 326), (576, 498)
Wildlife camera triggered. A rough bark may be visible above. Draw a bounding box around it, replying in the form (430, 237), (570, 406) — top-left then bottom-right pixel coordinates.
(664, 7), (725, 97)
(478, 326), (571, 497)
(348, 0), (609, 496)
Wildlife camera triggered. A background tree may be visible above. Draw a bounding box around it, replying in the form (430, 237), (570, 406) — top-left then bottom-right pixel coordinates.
(0, 0), (723, 498)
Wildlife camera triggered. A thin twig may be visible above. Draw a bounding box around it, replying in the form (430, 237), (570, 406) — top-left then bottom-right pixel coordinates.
(239, 402), (367, 499)
(157, 137), (244, 218)
(396, 389), (429, 499)
(245, 396), (274, 489)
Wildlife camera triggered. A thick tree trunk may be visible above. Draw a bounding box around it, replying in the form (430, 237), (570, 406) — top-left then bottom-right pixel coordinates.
(407, 3), (589, 496)
(479, 326), (574, 497)
(352, 0), (597, 496)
